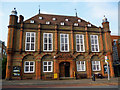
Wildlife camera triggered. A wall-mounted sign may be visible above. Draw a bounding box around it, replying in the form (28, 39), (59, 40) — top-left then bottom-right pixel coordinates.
(13, 66), (21, 76)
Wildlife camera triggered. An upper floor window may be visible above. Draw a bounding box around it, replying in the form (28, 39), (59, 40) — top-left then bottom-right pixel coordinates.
(43, 33), (53, 51)
(74, 23), (78, 26)
(60, 34), (69, 52)
(46, 21), (50, 24)
(76, 34), (85, 52)
(39, 17), (43, 20)
(65, 19), (69, 21)
(52, 18), (56, 21)
(76, 61), (86, 71)
(30, 20), (34, 23)
(90, 35), (99, 52)
(60, 22), (64, 26)
(25, 32), (35, 51)
(43, 61), (53, 72)
(24, 61), (35, 73)
(92, 61), (101, 71)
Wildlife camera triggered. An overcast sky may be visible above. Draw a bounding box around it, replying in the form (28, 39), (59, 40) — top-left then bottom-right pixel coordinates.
(0, 0), (119, 46)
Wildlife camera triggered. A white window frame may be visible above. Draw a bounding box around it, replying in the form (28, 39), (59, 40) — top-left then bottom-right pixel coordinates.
(60, 22), (64, 25)
(65, 19), (69, 21)
(74, 23), (78, 26)
(24, 61), (35, 73)
(30, 20), (34, 23)
(25, 32), (36, 51)
(43, 61), (53, 72)
(60, 34), (69, 52)
(46, 21), (50, 24)
(78, 19), (81, 22)
(76, 34), (85, 52)
(90, 35), (99, 52)
(43, 33), (53, 52)
(76, 61), (86, 71)
(92, 61), (101, 71)
(39, 16), (43, 19)
(52, 18), (56, 21)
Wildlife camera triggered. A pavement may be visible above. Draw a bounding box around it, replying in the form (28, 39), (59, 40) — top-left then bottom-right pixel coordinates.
(1, 77), (120, 88)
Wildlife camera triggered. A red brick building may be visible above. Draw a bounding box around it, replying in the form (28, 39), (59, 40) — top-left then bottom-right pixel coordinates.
(111, 35), (120, 77)
(6, 8), (115, 80)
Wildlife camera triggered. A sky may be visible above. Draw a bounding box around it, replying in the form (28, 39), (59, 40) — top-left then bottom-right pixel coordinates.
(0, 0), (119, 46)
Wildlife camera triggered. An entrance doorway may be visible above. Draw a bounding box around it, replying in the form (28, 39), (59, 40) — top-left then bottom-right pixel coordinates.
(59, 62), (70, 77)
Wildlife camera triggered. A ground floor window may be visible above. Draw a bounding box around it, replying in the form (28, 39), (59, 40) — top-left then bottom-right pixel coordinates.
(92, 61), (101, 71)
(43, 61), (53, 72)
(24, 61), (35, 73)
(76, 61), (86, 71)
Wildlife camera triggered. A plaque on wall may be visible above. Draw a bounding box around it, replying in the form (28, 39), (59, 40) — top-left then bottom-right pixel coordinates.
(13, 66), (21, 76)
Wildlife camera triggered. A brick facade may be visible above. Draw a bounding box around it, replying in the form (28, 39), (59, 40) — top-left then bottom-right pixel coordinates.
(6, 8), (115, 80)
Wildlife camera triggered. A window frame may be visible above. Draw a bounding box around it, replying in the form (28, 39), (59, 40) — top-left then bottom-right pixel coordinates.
(90, 35), (99, 52)
(24, 61), (35, 73)
(92, 61), (101, 71)
(76, 34), (85, 52)
(25, 32), (36, 51)
(43, 61), (53, 72)
(76, 61), (86, 71)
(43, 33), (53, 52)
(60, 34), (69, 52)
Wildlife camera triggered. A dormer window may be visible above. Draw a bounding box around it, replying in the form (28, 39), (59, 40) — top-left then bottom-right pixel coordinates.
(46, 21), (50, 24)
(52, 18), (56, 21)
(78, 19), (81, 22)
(88, 24), (91, 27)
(74, 23), (78, 26)
(39, 17), (43, 20)
(30, 20), (34, 23)
(60, 22), (64, 25)
(65, 19), (69, 21)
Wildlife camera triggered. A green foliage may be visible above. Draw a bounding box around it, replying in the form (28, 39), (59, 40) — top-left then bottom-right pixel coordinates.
(2, 57), (7, 79)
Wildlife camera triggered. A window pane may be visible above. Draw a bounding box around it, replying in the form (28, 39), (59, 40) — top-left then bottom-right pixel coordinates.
(44, 34), (47, 38)
(65, 34), (67, 37)
(44, 44), (47, 50)
(61, 44), (64, 50)
(27, 33), (30, 36)
(25, 66), (29, 71)
(25, 62), (29, 65)
(44, 38), (47, 43)
(76, 35), (79, 39)
(77, 65), (80, 70)
(95, 40), (97, 44)
(31, 44), (34, 50)
(49, 44), (52, 50)
(65, 38), (67, 43)
(44, 66), (47, 71)
(44, 62), (47, 65)
(61, 38), (64, 43)
(77, 45), (80, 51)
(93, 65), (96, 70)
(91, 45), (94, 51)
(49, 38), (52, 43)
(48, 62), (51, 65)
(80, 39), (83, 44)
(80, 35), (82, 38)
(61, 34), (63, 37)
(26, 43), (30, 50)
(30, 62), (33, 65)
(27, 37), (30, 42)
(31, 33), (34, 36)
(31, 37), (34, 42)
(48, 66), (51, 71)
(97, 65), (99, 70)
(49, 34), (51, 38)
(30, 66), (33, 71)
(91, 40), (94, 44)
(65, 44), (68, 50)
(81, 45), (83, 51)
(76, 39), (79, 43)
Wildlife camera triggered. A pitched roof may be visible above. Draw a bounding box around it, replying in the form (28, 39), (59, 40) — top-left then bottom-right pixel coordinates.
(24, 13), (97, 28)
